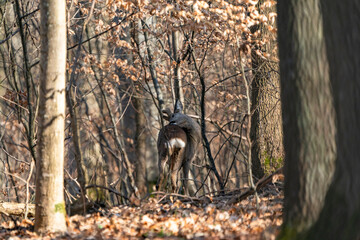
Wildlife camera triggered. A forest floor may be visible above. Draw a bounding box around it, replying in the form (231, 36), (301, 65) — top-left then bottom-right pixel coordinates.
(0, 184), (283, 239)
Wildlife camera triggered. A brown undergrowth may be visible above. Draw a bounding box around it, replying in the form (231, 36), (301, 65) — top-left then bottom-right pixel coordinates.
(0, 184), (283, 239)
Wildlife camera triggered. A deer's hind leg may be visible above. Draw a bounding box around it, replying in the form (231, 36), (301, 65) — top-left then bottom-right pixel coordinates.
(169, 149), (183, 193)
(182, 159), (192, 196)
(157, 151), (169, 191)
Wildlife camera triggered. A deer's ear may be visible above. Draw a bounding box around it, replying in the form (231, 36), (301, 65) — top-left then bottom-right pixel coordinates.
(162, 108), (172, 121)
(174, 99), (183, 113)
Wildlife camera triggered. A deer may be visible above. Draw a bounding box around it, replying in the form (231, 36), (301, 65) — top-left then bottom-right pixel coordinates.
(157, 100), (201, 195)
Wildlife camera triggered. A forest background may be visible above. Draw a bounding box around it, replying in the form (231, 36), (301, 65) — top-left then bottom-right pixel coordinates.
(0, 0), (282, 210)
(4, 0), (358, 239)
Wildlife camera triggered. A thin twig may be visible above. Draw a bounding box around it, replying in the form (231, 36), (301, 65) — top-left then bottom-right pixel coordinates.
(191, 46), (224, 191)
(1, 148), (30, 165)
(68, 11), (137, 51)
(223, 114), (247, 187)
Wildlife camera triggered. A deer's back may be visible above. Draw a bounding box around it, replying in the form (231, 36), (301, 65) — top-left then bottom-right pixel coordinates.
(157, 125), (187, 153)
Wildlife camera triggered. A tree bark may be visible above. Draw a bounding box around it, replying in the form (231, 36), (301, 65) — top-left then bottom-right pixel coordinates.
(277, 0), (336, 236)
(304, 1), (360, 239)
(35, 0), (67, 233)
(134, 95), (148, 197)
(250, 60), (265, 180)
(250, 0), (283, 181)
(250, 1), (264, 181)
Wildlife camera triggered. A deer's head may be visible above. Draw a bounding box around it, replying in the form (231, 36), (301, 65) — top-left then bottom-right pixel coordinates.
(163, 100), (200, 134)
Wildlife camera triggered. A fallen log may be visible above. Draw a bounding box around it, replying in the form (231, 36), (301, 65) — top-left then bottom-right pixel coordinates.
(0, 201), (94, 217)
(0, 202), (35, 217)
(227, 167), (283, 204)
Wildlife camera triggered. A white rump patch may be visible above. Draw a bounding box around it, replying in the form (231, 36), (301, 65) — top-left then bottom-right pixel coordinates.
(165, 138), (186, 149)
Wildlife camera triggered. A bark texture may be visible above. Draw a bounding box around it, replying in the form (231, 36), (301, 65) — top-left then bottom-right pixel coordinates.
(250, 0), (283, 180)
(277, 0), (336, 236)
(35, 0), (67, 233)
(304, 1), (360, 239)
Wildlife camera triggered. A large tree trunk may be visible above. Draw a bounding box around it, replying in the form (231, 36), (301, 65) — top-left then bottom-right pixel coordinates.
(35, 0), (67, 234)
(250, 0), (282, 180)
(304, 1), (360, 239)
(277, 0), (336, 236)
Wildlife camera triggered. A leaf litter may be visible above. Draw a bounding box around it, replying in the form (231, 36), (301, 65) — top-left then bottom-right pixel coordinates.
(0, 185), (283, 239)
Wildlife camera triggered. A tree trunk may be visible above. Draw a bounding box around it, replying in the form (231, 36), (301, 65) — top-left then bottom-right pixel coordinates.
(134, 18), (162, 184)
(172, 30), (184, 103)
(277, 0), (336, 236)
(83, 137), (108, 204)
(35, 0), (67, 233)
(250, 0), (282, 180)
(66, 88), (88, 206)
(134, 95), (148, 197)
(304, 1), (360, 239)
(250, 1), (263, 181)
(250, 61), (264, 180)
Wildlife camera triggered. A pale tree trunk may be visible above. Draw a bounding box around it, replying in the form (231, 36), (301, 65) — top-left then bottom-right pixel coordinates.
(35, 0), (67, 234)
(277, 0), (336, 237)
(171, 29), (184, 103)
(128, 22), (148, 196)
(304, 1), (360, 239)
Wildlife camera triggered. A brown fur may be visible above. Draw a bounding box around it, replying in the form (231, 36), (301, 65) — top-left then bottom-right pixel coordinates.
(157, 125), (187, 193)
(157, 100), (201, 195)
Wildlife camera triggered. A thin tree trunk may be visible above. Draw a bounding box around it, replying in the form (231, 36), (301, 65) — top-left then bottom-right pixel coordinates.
(66, 2), (96, 206)
(134, 95), (147, 197)
(13, 0), (37, 162)
(191, 52), (224, 191)
(66, 88), (88, 207)
(249, 63), (264, 180)
(35, 0), (67, 233)
(250, 2), (265, 181)
(172, 30), (184, 103)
